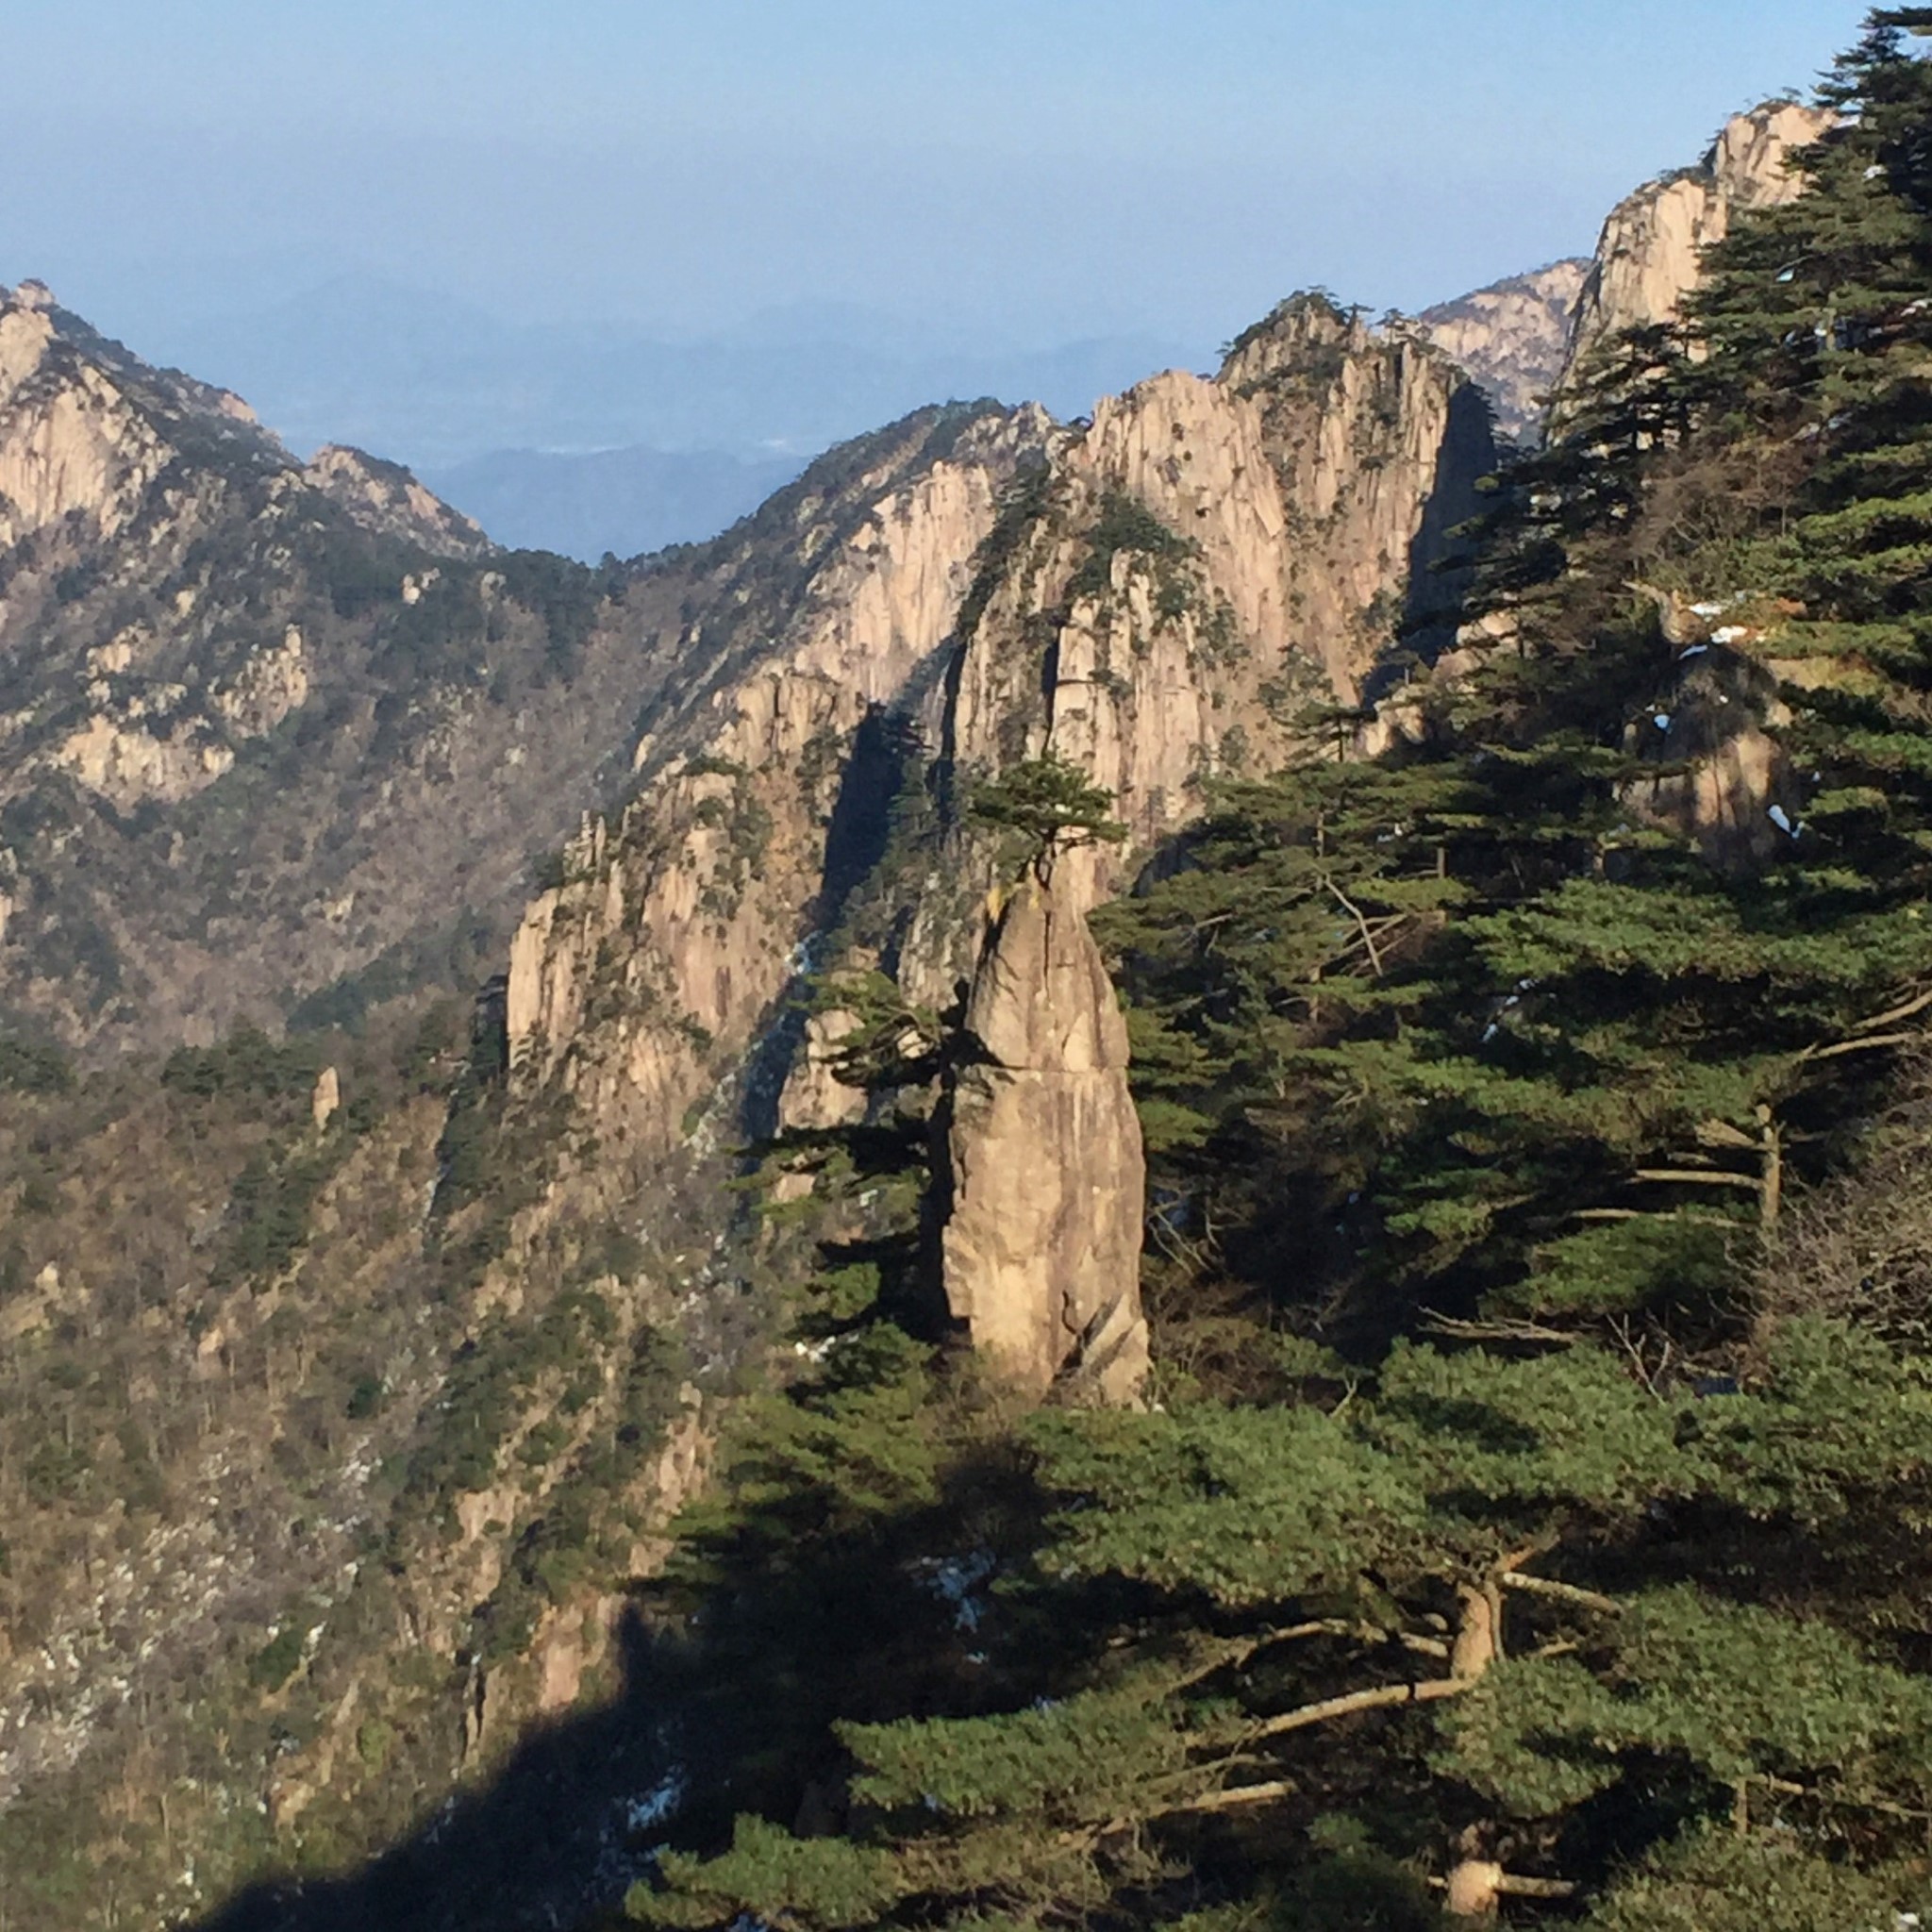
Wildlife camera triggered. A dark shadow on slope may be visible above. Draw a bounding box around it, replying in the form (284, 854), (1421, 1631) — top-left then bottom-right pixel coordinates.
(186, 1608), (683, 1932)
(1361, 379), (1498, 708)
(185, 1432), (1049, 1932)
(815, 707), (918, 924)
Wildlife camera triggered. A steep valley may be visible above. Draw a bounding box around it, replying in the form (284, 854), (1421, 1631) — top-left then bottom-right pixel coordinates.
(3, 74), (1923, 1932)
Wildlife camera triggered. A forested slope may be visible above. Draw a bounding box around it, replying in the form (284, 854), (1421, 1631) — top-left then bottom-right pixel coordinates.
(12, 14), (1932, 1931)
(605, 16), (1932, 1931)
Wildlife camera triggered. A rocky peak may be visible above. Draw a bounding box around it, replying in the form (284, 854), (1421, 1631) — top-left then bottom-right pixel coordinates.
(1561, 100), (1835, 387)
(1418, 258), (1591, 442)
(0, 279), (286, 549)
(1217, 290), (1373, 388)
(303, 442), (492, 559)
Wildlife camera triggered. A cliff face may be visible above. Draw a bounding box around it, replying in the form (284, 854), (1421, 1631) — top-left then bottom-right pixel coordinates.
(1561, 101), (1835, 385)
(498, 293), (1492, 1398)
(502, 405), (1053, 1203)
(507, 292), (1491, 1103)
(1418, 259), (1591, 441)
(0, 280), (275, 550)
(1411, 104), (1830, 449)
(929, 297), (1493, 939)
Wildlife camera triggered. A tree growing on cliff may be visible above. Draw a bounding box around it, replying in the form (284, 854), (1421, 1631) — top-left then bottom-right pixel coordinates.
(969, 755), (1126, 882)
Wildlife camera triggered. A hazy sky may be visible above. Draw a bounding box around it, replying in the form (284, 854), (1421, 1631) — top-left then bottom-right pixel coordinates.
(4, 0), (1874, 354)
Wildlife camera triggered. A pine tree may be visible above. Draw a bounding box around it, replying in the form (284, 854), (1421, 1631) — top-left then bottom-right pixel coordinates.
(632, 1321), (1932, 1929)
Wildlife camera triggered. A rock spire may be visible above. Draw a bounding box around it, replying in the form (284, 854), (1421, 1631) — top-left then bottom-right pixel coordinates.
(936, 872), (1150, 1405)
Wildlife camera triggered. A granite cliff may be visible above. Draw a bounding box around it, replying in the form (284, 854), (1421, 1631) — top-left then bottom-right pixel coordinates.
(1561, 99), (1836, 387)
(1418, 258), (1591, 441)
(496, 293), (1491, 1406)
(936, 870), (1150, 1404)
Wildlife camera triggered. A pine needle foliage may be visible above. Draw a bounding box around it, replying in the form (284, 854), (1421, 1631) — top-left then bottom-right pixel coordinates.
(626, 21), (1932, 1932)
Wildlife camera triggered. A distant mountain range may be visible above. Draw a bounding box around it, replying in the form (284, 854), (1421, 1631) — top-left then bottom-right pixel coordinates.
(421, 444), (808, 560)
(117, 280), (1203, 558)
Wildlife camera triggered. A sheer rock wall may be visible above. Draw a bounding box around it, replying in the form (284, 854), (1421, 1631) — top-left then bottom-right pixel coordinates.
(1561, 101), (1835, 387)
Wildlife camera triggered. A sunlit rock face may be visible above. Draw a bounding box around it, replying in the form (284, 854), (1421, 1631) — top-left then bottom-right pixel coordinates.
(0, 278), (695, 1052)
(937, 872), (1150, 1404)
(1561, 101), (1836, 388)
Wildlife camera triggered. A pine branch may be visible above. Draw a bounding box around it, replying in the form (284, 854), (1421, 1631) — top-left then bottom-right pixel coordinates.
(1322, 875), (1387, 976)
(1160, 1775), (1303, 1817)
(1431, 1870), (1580, 1902)
(1796, 989), (1932, 1063)
(1244, 1676), (1469, 1740)
(1573, 1207), (1737, 1225)
(1420, 1312), (1578, 1345)
(1495, 1876), (1583, 1899)
(1253, 1618), (1450, 1658)
(1497, 1574), (1624, 1615)
(1801, 1028), (1924, 1063)
(1630, 1168), (1763, 1191)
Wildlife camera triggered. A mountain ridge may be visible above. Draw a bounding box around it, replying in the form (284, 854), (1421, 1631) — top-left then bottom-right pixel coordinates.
(0, 80), (1871, 1932)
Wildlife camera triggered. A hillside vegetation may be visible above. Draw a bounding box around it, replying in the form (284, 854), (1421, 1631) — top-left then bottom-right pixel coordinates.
(9, 13), (1932, 1932)
(613, 16), (1932, 1932)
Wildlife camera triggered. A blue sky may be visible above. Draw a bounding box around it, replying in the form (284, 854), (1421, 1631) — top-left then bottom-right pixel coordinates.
(5, 1), (1874, 353)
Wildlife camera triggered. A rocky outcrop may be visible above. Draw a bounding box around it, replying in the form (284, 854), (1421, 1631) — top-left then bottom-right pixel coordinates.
(1621, 592), (1806, 866)
(1560, 102), (1834, 388)
(1419, 259), (1591, 441)
(502, 405), (1054, 1185)
(0, 280), (275, 551)
(303, 442), (491, 558)
(938, 873), (1149, 1402)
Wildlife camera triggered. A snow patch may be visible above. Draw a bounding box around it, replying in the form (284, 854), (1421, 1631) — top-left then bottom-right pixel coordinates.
(910, 1551), (997, 1632)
